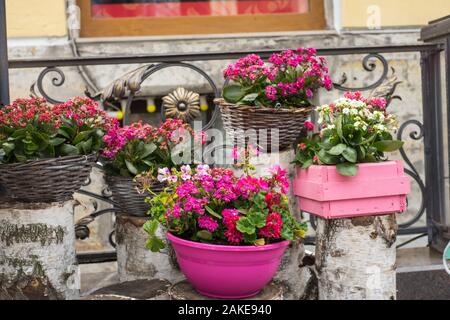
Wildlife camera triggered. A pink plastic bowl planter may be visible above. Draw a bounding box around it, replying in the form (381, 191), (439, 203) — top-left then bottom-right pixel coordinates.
(167, 232), (290, 299)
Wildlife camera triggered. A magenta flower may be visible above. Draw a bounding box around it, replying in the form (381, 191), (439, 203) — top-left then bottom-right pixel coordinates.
(304, 121), (315, 131)
(198, 216), (218, 232)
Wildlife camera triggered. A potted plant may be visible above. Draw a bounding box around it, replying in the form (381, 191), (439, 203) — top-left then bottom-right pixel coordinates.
(293, 92), (410, 219)
(216, 48), (332, 152)
(0, 97), (116, 203)
(101, 118), (204, 217)
(142, 164), (307, 298)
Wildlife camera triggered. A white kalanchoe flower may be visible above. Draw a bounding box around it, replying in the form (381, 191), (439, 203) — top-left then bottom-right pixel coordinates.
(157, 167), (171, 182)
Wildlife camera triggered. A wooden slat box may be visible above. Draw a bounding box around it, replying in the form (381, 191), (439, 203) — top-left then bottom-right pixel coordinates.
(293, 161), (410, 219)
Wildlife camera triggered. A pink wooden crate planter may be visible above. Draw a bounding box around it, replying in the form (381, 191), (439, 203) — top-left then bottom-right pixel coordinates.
(293, 160), (410, 219)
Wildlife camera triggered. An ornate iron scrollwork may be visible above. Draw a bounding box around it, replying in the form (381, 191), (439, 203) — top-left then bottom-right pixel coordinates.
(396, 119), (426, 228)
(333, 53), (390, 92)
(30, 67), (66, 104)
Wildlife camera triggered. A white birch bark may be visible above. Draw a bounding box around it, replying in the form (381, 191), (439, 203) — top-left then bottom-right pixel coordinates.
(315, 215), (397, 300)
(0, 201), (79, 300)
(115, 214), (184, 284)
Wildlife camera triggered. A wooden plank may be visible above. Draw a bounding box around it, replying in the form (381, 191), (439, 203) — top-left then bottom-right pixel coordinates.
(420, 15), (450, 41)
(295, 176), (410, 201)
(78, 0), (326, 37)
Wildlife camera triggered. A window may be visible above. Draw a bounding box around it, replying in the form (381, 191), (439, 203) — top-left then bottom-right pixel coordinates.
(78, 0), (326, 37)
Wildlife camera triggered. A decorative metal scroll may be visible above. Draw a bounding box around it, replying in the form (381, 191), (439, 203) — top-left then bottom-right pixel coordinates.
(333, 53), (390, 92)
(30, 67), (66, 104)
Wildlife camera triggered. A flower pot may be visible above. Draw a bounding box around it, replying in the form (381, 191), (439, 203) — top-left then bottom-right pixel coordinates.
(167, 232), (289, 299)
(105, 175), (165, 217)
(293, 160), (410, 219)
(0, 154), (96, 203)
(215, 98), (312, 152)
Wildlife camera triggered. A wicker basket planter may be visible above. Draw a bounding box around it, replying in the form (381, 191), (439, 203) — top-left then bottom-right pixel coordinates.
(105, 175), (165, 217)
(215, 98), (313, 152)
(0, 154), (97, 203)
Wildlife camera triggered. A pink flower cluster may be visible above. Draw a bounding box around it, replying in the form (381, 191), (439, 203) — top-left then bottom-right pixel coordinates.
(102, 121), (156, 158)
(343, 91), (388, 110)
(161, 164), (290, 245)
(0, 96), (116, 130)
(223, 48), (332, 106)
(223, 54), (265, 81)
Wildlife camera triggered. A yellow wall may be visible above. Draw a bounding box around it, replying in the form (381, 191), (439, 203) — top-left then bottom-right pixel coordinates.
(6, 0), (67, 37)
(342, 0), (450, 28)
(3, 0), (450, 37)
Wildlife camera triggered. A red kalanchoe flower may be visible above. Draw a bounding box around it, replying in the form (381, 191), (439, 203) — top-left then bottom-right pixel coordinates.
(222, 209), (243, 245)
(304, 120), (315, 131)
(259, 212), (282, 239)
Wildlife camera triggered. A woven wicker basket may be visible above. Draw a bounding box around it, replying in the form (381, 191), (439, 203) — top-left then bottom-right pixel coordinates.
(215, 98), (313, 152)
(106, 175), (166, 217)
(0, 154), (96, 203)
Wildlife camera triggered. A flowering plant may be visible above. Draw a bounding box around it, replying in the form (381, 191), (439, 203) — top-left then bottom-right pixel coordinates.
(142, 164), (307, 252)
(101, 118), (204, 177)
(0, 97), (117, 164)
(222, 48), (331, 108)
(294, 92), (403, 176)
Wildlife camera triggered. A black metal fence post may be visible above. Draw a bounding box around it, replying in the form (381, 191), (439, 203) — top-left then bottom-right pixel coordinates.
(420, 49), (448, 252)
(0, 0), (9, 106)
(421, 16), (450, 252)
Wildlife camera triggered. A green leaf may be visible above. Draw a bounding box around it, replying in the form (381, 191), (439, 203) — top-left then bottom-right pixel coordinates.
(196, 230), (213, 241)
(328, 143), (347, 156)
(336, 115), (344, 140)
(248, 213), (267, 228)
(143, 219), (159, 236)
(49, 137), (66, 146)
(301, 159), (313, 169)
(281, 228), (294, 241)
(357, 146), (366, 161)
(318, 149), (339, 165)
(74, 130), (93, 145)
(223, 84), (246, 104)
(57, 126), (75, 140)
(236, 217), (256, 235)
(146, 237), (166, 253)
(336, 163), (358, 176)
(141, 159), (154, 168)
(373, 140), (404, 152)
(244, 233), (257, 244)
(59, 144), (80, 156)
(125, 160), (138, 175)
(205, 205), (222, 219)
(342, 147), (358, 163)
(14, 152), (27, 162)
(11, 129), (27, 139)
(140, 143), (157, 159)
(2, 142), (15, 154)
(0, 149), (5, 162)
(79, 137), (93, 154)
(242, 93), (259, 103)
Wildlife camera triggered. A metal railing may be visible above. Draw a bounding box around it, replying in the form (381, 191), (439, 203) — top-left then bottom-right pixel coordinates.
(1, 42), (448, 262)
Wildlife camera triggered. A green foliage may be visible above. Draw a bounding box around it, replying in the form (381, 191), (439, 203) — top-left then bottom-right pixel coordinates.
(294, 94), (404, 176)
(0, 119), (106, 163)
(143, 219), (166, 252)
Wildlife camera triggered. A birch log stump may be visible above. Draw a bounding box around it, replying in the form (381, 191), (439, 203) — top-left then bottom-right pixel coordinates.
(315, 215), (398, 300)
(0, 201), (79, 300)
(115, 214), (184, 284)
(232, 149), (310, 300)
